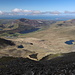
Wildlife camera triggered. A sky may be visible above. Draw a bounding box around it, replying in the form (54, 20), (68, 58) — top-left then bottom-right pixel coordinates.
(0, 0), (75, 15)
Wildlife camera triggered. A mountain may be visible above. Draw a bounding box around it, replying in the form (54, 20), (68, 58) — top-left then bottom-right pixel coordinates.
(53, 19), (75, 27)
(0, 18), (56, 34)
(0, 19), (37, 34)
(18, 18), (56, 27)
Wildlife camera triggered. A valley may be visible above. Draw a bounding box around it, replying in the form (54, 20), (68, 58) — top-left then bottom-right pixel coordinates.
(0, 18), (75, 60)
(1, 18), (75, 74)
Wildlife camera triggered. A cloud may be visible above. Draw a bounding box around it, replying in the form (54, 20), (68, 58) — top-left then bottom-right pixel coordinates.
(0, 11), (4, 15)
(64, 11), (75, 14)
(12, 8), (23, 12)
(11, 8), (42, 15)
(0, 9), (63, 16)
(23, 10), (32, 13)
(12, 8), (33, 13)
(32, 11), (41, 14)
(1, 8), (75, 16)
(49, 11), (61, 14)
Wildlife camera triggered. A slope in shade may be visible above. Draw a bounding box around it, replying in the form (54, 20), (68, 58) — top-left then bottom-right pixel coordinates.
(0, 38), (15, 48)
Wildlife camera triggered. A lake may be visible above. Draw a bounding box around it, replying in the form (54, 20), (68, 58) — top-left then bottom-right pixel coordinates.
(65, 40), (75, 45)
(19, 28), (39, 34)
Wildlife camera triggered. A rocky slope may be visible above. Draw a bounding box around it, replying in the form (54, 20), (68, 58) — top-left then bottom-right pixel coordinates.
(0, 52), (75, 75)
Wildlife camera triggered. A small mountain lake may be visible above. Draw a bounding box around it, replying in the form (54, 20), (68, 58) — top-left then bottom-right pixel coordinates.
(65, 40), (75, 45)
(18, 45), (24, 48)
(19, 28), (39, 34)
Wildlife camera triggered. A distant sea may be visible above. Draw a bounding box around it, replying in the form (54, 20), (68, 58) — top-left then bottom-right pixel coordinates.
(0, 15), (75, 21)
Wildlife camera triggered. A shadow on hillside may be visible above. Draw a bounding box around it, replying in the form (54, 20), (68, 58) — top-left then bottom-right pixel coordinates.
(0, 38), (15, 48)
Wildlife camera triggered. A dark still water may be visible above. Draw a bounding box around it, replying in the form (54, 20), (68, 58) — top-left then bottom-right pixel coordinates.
(0, 15), (75, 21)
(65, 40), (74, 45)
(19, 28), (39, 34)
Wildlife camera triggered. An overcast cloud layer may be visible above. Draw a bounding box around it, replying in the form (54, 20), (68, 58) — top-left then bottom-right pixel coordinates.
(0, 8), (75, 15)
